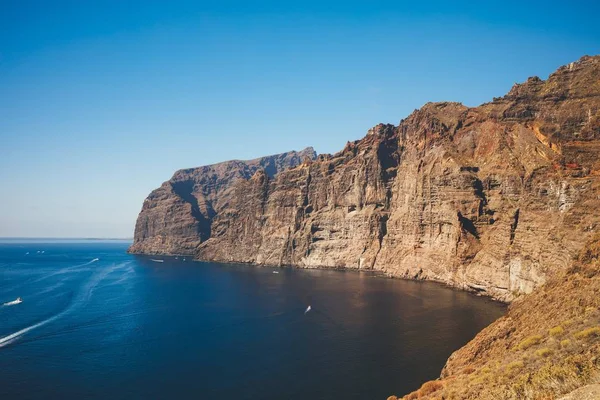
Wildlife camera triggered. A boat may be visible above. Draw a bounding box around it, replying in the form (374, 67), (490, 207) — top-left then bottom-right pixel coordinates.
(150, 259), (164, 263)
(3, 297), (22, 306)
(272, 271), (279, 274)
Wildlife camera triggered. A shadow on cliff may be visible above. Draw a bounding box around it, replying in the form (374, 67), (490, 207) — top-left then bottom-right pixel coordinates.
(171, 181), (214, 241)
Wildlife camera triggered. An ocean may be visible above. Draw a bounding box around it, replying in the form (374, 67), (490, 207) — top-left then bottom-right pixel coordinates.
(0, 240), (505, 399)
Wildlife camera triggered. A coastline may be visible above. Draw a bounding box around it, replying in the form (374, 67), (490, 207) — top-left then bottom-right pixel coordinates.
(130, 250), (512, 304)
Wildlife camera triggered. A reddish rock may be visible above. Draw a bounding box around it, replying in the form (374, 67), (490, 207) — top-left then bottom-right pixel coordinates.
(131, 55), (600, 302)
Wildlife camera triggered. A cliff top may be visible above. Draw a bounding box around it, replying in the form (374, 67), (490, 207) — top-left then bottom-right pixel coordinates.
(172, 146), (317, 180)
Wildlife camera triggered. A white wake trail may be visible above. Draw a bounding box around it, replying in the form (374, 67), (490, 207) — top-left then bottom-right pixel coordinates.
(0, 260), (130, 349)
(30, 258), (100, 283)
(0, 312), (65, 348)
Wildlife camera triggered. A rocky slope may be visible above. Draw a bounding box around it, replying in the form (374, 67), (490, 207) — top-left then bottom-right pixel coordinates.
(130, 55), (600, 302)
(391, 234), (600, 400)
(197, 55), (600, 301)
(128, 147), (317, 255)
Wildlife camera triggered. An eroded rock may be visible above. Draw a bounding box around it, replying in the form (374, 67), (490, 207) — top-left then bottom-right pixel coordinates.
(131, 55), (600, 302)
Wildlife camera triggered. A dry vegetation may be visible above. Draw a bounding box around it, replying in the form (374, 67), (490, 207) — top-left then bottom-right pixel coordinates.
(388, 234), (600, 400)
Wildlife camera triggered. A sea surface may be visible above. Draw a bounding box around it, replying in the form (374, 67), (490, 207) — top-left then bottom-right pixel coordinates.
(0, 240), (505, 399)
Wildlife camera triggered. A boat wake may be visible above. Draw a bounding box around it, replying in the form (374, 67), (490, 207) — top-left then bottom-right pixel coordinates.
(30, 257), (100, 283)
(0, 261), (130, 349)
(0, 307), (66, 348)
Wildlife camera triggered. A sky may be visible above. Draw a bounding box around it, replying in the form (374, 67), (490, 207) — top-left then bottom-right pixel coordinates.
(1, 0), (599, 238)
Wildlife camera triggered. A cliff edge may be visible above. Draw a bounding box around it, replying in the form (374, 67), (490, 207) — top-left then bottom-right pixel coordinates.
(131, 55), (600, 302)
(128, 147), (317, 255)
(391, 233), (600, 399)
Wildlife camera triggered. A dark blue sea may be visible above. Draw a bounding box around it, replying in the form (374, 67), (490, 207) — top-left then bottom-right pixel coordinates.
(0, 240), (505, 399)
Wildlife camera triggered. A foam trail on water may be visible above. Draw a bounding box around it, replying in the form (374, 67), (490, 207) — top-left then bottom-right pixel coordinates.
(81, 261), (131, 301)
(34, 281), (67, 297)
(30, 258), (100, 283)
(0, 260), (128, 349)
(73, 258), (100, 267)
(103, 263), (136, 287)
(0, 312), (64, 348)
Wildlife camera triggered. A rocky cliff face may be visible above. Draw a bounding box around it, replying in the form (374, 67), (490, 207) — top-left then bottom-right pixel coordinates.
(131, 55), (600, 302)
(128, 147), (317, 255)
(391, 234), (600, 399)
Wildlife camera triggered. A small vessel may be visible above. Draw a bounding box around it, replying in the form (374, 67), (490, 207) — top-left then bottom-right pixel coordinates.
(150, 259), (164, 263)
(272, 271), (279, 274)
(3, 297), (23, 306)
(304, 305), (311, 315)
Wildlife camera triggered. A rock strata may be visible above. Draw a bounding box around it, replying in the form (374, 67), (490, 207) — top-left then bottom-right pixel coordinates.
(128, 147), (317, 255)
(131, 55), (600, 302)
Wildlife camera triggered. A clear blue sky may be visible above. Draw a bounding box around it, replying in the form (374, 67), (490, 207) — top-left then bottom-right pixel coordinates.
(1, 0), (598, 238)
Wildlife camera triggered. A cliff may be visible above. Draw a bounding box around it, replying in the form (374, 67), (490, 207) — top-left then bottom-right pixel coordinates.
(391, 234), (600, 399)
(130, 55), (600, 302)
(128, 147), (317, 255)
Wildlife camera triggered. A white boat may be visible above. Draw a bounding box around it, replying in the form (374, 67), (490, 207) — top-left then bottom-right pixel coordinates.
(150, 259), (164, 263)
(3, 297), (23, 306)
(272, 271), (279, 274)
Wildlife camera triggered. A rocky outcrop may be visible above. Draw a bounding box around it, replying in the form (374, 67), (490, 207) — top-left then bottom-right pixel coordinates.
(131, 55), (600, 302)
(393, 234), (600, 399)
(197, 123), (400, 270)
(128, 147), (317, 255)
(558, 384), (600, 400)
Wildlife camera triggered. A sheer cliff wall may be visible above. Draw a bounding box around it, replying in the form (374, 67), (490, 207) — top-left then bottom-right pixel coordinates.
(132, 56), (600, 302)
